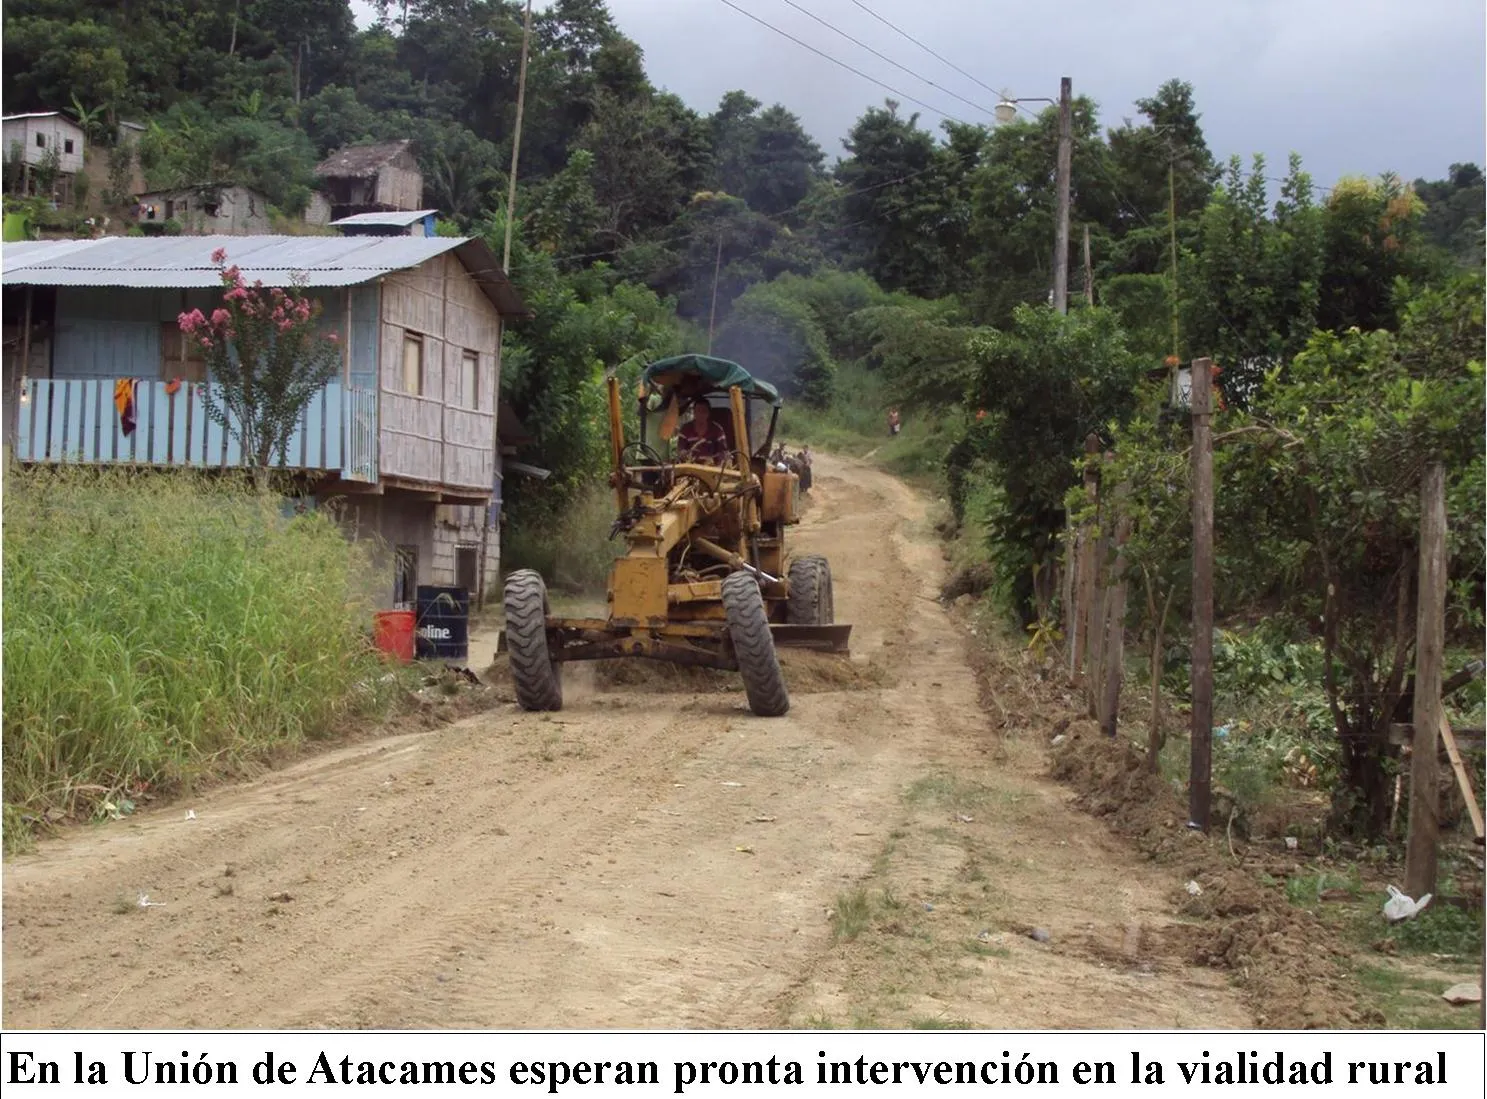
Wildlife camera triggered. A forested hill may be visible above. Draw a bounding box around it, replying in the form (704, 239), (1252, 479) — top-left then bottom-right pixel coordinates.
(3, 1), (1483, 503)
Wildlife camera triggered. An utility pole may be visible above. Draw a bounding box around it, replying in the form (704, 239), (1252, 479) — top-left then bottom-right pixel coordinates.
(501, 0), (534, 274)
(707, 234), (723, 354)
(1168, 159), (1181, 398)
(1405, 463), (1447, 898)
(1188, 357), (1215, 832)
(1051, 76), (1072, 314)
(478, 0), (533, 611)
(1082, 225), (1093, 306)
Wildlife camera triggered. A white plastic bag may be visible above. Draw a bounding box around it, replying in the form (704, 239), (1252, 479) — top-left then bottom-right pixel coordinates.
(1383, 884), (1432, 922)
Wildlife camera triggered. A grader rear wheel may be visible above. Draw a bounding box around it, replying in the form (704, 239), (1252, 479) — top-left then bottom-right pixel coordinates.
(722, 571), (790, 717)
(786, 554), (834, 626)
(503, 569), (563, 711)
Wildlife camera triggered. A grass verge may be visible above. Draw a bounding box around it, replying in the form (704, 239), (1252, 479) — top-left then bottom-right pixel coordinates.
(777, 366), (958, 489)
(2, 467), (399, 852)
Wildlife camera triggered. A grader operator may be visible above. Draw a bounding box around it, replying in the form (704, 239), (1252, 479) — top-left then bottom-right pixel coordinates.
(502, 354), (849, 717)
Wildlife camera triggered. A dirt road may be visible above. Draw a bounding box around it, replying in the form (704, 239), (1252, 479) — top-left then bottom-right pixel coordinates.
(2, 455), (1251, 1029)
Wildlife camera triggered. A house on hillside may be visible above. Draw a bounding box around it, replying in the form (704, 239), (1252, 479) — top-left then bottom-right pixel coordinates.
(2, 112), (86, 204)
(332, 209), (439, 238)
(137, 183), (272, 235)
(3, 234), (533, 606)
(314, 140), (423, 222)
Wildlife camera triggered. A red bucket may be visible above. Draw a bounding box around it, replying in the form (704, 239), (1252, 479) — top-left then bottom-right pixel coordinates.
(372, 610), (415, 663)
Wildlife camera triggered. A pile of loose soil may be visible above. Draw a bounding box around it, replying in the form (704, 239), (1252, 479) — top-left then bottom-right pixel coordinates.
(486, 649), (885, 695)
(1044, 721), (1375, 1028)
(400, 665), (510, 728)
(597, 649), (886, 693)
(1048, 721), (1188, 859)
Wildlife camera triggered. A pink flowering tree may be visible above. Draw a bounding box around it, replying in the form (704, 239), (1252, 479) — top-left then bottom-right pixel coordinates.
(178, 248), (341, 485)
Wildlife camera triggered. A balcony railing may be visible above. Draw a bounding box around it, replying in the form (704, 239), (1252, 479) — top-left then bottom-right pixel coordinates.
(13, 378), (377, 482)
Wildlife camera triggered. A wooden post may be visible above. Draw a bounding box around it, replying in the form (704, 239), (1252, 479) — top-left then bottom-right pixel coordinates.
(342, 287), (352, 387)
(1061, 515), (1077, 678)
(1082, 225), (1094, 306)
(1405, 463), (1447, 898)
(1188, 357), (1215, 831)
(1087, 525), (1110, 720)
(1072, 432), (1100, 685)
(11, 286), (34, 452)
(1100, 484), (1131, 738)
(1051, 76), (1072, 314)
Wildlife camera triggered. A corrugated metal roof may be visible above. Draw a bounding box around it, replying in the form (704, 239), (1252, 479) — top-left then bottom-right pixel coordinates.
(315, 140), (412, 178)
(2, 112), (70, 122)
(331, 210), (438, 227)
(0, 234), (531, 317)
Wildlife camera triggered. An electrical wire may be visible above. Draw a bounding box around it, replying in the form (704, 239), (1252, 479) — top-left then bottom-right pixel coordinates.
(714, 0), (969, 125)
(847, 0), (1005, 101)
(776, 0), (999, 120)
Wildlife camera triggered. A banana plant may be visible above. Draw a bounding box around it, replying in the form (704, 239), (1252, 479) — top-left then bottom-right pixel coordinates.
(68, 95), (107, 145)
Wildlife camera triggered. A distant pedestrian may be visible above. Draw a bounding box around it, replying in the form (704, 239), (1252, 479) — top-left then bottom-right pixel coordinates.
(887, 407), (901, 436)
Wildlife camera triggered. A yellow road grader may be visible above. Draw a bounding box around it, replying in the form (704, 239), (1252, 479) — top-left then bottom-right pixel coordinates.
(502, 354), (850, 716)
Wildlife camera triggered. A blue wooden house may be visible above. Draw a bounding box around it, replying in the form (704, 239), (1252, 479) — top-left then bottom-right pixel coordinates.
(2, 234), (530, 605)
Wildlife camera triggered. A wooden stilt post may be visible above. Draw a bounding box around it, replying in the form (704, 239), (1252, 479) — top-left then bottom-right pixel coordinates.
(1405, 463), (1447, 898)
(1188, 358), (1215, 832)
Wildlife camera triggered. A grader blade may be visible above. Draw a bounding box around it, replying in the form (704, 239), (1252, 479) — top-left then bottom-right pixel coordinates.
(769, 623), (852, 653)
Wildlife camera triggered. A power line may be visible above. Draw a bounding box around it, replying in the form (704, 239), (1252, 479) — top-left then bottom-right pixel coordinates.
(776, 0), (998, 120)
(847, 0), (1004, 101)
(714, 0), (968, 125)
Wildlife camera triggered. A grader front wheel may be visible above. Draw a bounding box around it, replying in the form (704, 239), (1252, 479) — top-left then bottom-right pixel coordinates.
(722, 571), (790, 717)
(503, 569), (563, 712)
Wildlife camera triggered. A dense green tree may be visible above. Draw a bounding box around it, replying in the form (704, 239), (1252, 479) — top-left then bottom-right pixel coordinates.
(706, 92), (824, 217)
(1414, 163), (1485, 268)
(1182, 154), (1326, 400)
(1316, 173), (1436, 334)
(966, 95), (1118, 323)
(960, 305), (1144, 616)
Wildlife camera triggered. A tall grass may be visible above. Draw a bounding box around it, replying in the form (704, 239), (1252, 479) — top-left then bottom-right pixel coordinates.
(3, 467), (393, 848)
(502, 481), (624, 594)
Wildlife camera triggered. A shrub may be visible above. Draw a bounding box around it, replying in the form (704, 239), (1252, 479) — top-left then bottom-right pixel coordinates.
(2, 468), (392, 848)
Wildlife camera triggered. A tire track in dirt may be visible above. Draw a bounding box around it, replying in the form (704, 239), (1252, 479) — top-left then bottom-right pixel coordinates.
(2, 453), (1251, 1029)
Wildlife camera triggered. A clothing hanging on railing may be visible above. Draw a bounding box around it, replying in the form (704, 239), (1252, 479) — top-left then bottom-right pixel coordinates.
(113, 379), (139, 436)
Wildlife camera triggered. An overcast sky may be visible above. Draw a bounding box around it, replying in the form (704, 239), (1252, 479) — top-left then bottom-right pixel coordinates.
(353, 0), (1485, 187)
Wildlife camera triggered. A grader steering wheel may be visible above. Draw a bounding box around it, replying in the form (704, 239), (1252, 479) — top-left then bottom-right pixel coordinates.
(619, 441), (669, 492)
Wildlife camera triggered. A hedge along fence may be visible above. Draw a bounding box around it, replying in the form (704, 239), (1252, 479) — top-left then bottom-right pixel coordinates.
(2, 466), (395, 848)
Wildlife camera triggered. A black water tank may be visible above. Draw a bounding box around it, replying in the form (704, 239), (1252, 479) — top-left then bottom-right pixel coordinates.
(415, 585), (470, 661)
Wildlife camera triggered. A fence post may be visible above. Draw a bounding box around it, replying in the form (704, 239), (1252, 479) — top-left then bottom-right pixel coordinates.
(1100, 482), (1132, 738)
(1062, 514), (1077, 680)
(1072, 432), (1101, 687)
(1405, 462), (1447, 898)
(1188, 357), (1215, 832)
